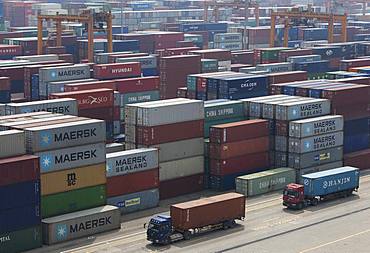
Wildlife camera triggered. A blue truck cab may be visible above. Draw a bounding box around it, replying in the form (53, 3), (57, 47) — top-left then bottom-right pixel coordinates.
(147, 215), (173, 244)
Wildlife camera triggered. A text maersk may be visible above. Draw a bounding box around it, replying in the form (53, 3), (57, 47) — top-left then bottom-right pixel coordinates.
(313, 120), (337, 135)
(24, 106), (72, 114)
(114, 155), (147, 173)
(54, 128), (97, 142)
(55, 150), (96, 164)
(313, 135), (336, 149)
(56, 69), (86, 77)
(70, 216), (111, 234)
(300, 103), (322, 117)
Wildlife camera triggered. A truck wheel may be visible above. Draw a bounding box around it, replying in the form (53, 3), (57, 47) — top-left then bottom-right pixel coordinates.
(312, 198), (318, 206)
(183, 231), (191, 240)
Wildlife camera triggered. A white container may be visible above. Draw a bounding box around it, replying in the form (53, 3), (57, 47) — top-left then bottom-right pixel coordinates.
(159, 156), (204, 181)
(0, 130), (26, 158)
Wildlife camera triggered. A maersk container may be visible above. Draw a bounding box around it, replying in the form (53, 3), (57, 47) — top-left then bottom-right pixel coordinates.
(116, 55), (157, 69)
(42, 205), (120, 245)
(255, 62), (293, 73)
(301, 167), (360, 197)
(289, 131), (344, 154)
(204, 100), (244, 122)
(288, 146), (343, 169)
(159, 156), (204, 181)
(289, 115), (344, 138)
(24, 119), (106, 152)
(0, 226), (42, 253)
(0, 180), (40, 210)
(107, 188), (159, 214)
(0, 103), (5, 115)
(240, 95), (290, 118)
(0, 204), (41, 234)
(35, 142), (106, 173)
(120, 90), (159, 106)
(236, 168), (296, 197)
(262, 97), (310, 119)
(296, 161), (344, 184)
(106, 148), (159, 178)
(41, 185), (106, 218)
(0, 130), (26, 159)
(39, 64), (90, 83)
(275, 98), (331, 121)
(6, 98), (78, 115)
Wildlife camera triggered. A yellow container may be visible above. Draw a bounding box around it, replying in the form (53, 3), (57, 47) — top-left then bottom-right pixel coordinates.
(41, 163), (106, 195)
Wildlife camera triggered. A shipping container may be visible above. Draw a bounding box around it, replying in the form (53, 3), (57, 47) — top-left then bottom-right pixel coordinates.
(344, 149), (370, 170)
(240, 95), (290, 118)
(159, 156), (204, 181)
(0, 180), (40, 210)
(120, 90), (159, 105)
(42, 205), (120, 245)
(159, 173), (204, 200)
(106, 148), (158, 177)
(0, 155), (39, 187)
(204, 100), (244, 122)
(6, 98), (78, 115)
(0, 204), (41, 234)
(115, 76), (160, 93)
(41, 185), (106, 218)
(93, 62), (141, 80)
(47, 78), (99, 93)
(107, 188), (159, 214)
(296, 161), (344, 184)
(0, 226), (42, 253)
(236, 168), (296, 197)
(289, 132), (344, 154)
(0, 130), (26, 159)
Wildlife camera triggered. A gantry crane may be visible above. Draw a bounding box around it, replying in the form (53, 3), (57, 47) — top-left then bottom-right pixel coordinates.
(270, 10), (347, 47)
(37, 10), (113, 62)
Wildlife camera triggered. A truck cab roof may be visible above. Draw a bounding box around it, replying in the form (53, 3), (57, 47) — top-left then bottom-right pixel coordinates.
(151, 215), (171, 224)
(286, 183), (304, 189)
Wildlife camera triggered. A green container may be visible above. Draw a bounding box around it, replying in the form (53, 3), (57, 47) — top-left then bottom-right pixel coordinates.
(204, 116), (245, 138)
(187, 75), (197, 92)
(261, 47), (289, 61)
(0, 226), (42, 253)
(41, 185), (106, 218)
(121, 90), (159, 105)
(235, 168), (296, 197)
(201, 59), (218, 72)
(205, 100), (244, 122)
(308, 72), (330, 80)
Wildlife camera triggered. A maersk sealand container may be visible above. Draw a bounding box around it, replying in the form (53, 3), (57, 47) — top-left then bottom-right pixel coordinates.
(218, 75), (269, 100)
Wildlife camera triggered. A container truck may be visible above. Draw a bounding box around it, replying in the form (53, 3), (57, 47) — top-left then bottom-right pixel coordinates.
(283, 167), (360, 210)
(146, 193), (246, 245)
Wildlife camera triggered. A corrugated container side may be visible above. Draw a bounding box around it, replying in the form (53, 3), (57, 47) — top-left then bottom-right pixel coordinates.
(296, 161), (344, 184)
(0, 204), (41, 234)
(289, 132), (344, 154)
(0, 226), (42, 253)
(159, 173), (204, 200)
(0, 130), (26, 159)
(159, 156), (204, 181)
(0, 155), (39, 186)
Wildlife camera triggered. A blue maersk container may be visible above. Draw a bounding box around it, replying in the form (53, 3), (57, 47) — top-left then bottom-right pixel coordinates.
(302, 167), (360, 197)
(0, 180), (40, 210)
(218, 75), (269, 100)
(0, 204), (41, 233)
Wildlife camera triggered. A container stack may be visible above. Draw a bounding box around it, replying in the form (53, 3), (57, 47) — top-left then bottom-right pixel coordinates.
(106, 148), (160, 213)
(125, 98), (205, 199)
(0, 130), (42, 252)
(213, 33), (243, 50)
(0, 77), (10, 103)
(5, 98), (79, 115)
(93, 62), (142, 80)
(208, 119), (270, 191)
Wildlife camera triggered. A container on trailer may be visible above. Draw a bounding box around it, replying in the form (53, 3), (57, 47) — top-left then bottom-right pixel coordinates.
(0, 180), (40, 210)
(236, 168), (296, 197)
(275, 99), (331, 121)
(0, 130), (26, 159)
(41, 185), (106, 218)
(159, 156), (204, 181)
(0, 155), (39, 187)
(0, 204), (41, 234)
(301, 167), (359, 197)
(42, 205), (121, 245)
(289, 115), (344, 138)
(107, 188), (159, 214)
(0, 226), (42, 253)
(289, 132), (344, 154)
(35, 142), (106, 173)
(25, 119), (106, 152)
(106, 148), (158, 177)
(288, 146), (343, 169)
(296, 161), (344, 184)
(6, 98), (78, 115)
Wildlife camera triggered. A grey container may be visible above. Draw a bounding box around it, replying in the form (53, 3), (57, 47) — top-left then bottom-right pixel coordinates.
(289, 131), (344, 154)
(6, 98), (78, 115)
(116, 55), (157, 69)
(0, 115), (77, 131)
(39, 64), (90, 83)
(249, 95), (298, 118)
(106, 148), (159, 177)
(42, 205), (121, 245)
(0, 104), (5, 116)
(159, 156), (204, 181)
(35, 142), (106, 173)
(106, 143), (125, 154)
(296, 161), (344, 184)
(289, 115), (344, 138)
(275, 135), (288, 152)
(275, 98), (331, 121)
(240, 95), (289, 118)
(0, 130), (26, 159)
(274, 151), (288, 167)
(139, 138), (204, 163)
(288, 146), (343, 169)
(124, 123), (136, 143)
(47, 78), (97, 94)
(25, 119), (106, 152)
(256, 62), (293, 73)
(262, 97), (311, 119)
(107, 188), (159, 214)
(15, 54), (59, 62)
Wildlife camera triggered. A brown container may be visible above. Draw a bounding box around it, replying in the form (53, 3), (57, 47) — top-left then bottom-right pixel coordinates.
(231, 51), (255, 65)
(209, 119), (268, 144)
(79, 107), (116, 121)
(159, 173), (204, 200)
(170, 193), (246, 231)
(267, 71), (308, 85)
(332, 103), (370, 121)
(322, 84), (370, 107)
(0, 155), (39, 187)
(189, 49), (232, 61)
(64, 80), (116, 92)
(334, 77), (370, 85)
(278, 48), (313, 62)
(136, 119), (204, 145)
(209, 136), (269, 159)
(210, 152), (270, 176)
(344, 149), (370, 170)
(275, 120), (290, 136)
(106, 168), (159, 197)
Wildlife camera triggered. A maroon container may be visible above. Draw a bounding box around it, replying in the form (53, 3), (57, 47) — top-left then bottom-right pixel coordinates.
(321, 84), (370, 107)
(334, 77), (370, 85)
(163, 47), (200, 56)
(267, 71), (308, 85)
(115, 76), (159, 93)
(176, 41), (195, 48)
(332, 103), (370, 121)
(64, 80), (116, 92)
(278, 48), (313, 62)
(231, 51), (255, 65)
(275, 120), (290, 136)
(136, 119), (204, 145)
(189, 49), (232, 61)
(0, 77), (10, 91)
(210, 152), (270, 176)
(209, 119), (269, 144)
(106, 168), (159, 197)
(159, 173), (204, 200)
(231, 64), (253, 72)
(0, 155), (39, 187)
(344, 149), (370, 170)
(209, 136), (269, 159)
(78, 106), (115, 121)
(340, 58), (370, 71)
(0, 45), (22, 56)
(93, 62), (141, 80)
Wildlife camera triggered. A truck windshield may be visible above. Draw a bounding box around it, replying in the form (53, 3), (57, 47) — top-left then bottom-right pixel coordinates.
(283, 189), (299, 197)
(148, 223), (159, 230)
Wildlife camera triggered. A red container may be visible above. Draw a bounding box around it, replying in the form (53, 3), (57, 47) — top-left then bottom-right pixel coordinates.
(115, 76), (160, 93)
(0, 77), (10, 91)
(93, 62), (141, 80)
(334, 77), (370, 85)
(209, 119), (269, 144)
(176, 41), (195, 47)
(278, 48), (313, 62)
(332, 103), (370, 121)
(0, 45), (22, 57)
(344, 149), (370, 170)
(321, 84), (370, 107)
(189, 49), (231, 61)
(231, 51), (255, 65)
(210, 152), (270, 176)
(163, 47), (200, 56)
(64, 80), (116, 92)
(136, 119), (204, 145)
(231, 64), (252, 72)
(267, 71), (308, 84)
(159, 173), (204, 200)
(209, 136), (269, 159)
(78, 106), (116, 121)
(0, 155), (39, 187)
(49, 88), (114, 110)
(106, 168), (159, 197)
(171, 193), (245, 230)
(340, 58), (370, 71)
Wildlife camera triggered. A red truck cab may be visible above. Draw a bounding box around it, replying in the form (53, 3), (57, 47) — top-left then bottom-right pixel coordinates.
(283, 183), (305, 209)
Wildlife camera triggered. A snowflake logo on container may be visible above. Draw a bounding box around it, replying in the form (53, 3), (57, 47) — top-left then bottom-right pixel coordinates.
(40, 131), (52, 147)
(55, 224), (68, 240)
(323, 181), (328, 189)
(20, 108), (32, 113)
(50, 71), (57, 79)
(41, 154), (52, 171)
(304, 141), (311, 149)
(304, 179), (310, 186)
(106, 163), (113, 173)
(305, 127), (311, 133)
(292, 109), (298, 116)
